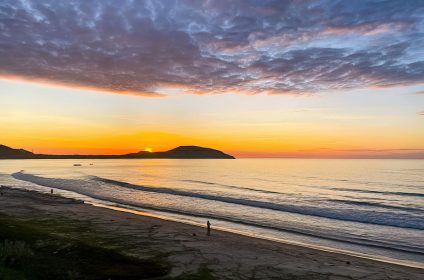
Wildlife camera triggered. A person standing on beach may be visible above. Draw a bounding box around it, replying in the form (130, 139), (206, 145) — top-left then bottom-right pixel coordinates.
(207, 220), (211, 236)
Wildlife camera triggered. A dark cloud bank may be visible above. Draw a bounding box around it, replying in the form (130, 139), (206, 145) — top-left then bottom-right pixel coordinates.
(0, 0), (423, 96)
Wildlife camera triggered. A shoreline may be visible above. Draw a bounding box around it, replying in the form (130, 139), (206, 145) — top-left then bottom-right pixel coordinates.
(91, 200), (424, 269)
(1, 186), (422, 279)
(4, 182), (423, 269)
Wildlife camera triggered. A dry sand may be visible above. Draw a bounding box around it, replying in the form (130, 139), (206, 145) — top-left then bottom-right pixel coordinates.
(0, 187), (422, 279)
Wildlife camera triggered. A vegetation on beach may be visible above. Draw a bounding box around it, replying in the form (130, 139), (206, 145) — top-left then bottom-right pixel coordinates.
(0, 215), (215, 280)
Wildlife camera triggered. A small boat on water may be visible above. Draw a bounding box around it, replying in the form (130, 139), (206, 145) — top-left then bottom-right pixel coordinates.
(73, 164), (82, 166)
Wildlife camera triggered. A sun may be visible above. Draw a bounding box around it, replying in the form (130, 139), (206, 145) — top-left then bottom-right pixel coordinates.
(144, 147), (153, 153)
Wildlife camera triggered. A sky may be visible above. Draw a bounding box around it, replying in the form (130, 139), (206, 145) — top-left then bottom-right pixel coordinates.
(0, 0), (423, 158)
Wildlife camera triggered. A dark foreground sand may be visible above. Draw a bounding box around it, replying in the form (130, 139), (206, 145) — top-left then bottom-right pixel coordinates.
(0, 187), (422, 280)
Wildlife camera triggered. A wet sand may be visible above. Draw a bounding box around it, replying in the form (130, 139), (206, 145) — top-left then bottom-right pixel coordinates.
(0, 186), (422, 279)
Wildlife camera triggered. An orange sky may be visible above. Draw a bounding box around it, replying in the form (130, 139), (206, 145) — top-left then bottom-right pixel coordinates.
(1, 79), (424, 158)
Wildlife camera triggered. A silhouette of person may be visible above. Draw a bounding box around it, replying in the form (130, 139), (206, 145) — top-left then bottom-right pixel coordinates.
(207, 220), (211, 236)
(51, 189), (53, 194)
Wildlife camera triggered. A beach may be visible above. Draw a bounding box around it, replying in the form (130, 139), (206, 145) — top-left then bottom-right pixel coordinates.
(0, 186), (422, 280)
(2, 0), (424, 279)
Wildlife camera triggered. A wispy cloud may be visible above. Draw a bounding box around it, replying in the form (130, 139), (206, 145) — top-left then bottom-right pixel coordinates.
(0, 0), (423, 96)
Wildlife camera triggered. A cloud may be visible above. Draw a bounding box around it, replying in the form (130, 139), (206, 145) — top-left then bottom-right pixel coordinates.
(323, 21), (414, 35)
(0, 0), (423, 96)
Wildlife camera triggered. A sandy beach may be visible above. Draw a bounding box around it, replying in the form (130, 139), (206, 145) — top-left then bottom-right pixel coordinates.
(0, 186), (422, 280)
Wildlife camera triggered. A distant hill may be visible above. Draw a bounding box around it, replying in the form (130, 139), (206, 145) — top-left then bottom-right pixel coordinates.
(125, 146), (235, 159)
(0, 145), (34, 159)
(0, 145), (235, 159)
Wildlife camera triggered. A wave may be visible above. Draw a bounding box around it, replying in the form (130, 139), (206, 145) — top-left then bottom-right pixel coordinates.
(8, 171), (424, 256)
(12, 171), (424, 231)
(185, 178), (424, 199)
(328, 199), (423, 213)
(330, 187), (424, 198)
(285, 174), (422, 189)
(181, 179), (287, 195)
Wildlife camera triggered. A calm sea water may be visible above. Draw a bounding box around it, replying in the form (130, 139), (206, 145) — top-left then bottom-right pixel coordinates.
(1, 159), (423, 267)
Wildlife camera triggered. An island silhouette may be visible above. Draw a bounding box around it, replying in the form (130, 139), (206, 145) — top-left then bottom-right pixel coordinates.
(0, 145), (235, 159)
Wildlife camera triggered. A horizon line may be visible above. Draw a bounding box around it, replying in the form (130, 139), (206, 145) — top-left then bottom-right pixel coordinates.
(2, 144), (424, 160)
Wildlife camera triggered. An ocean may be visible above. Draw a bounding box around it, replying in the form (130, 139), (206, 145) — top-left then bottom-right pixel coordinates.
(0, 159), (423, 267)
